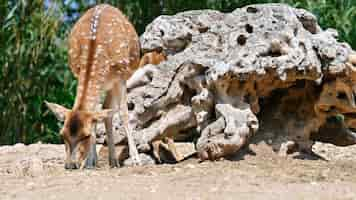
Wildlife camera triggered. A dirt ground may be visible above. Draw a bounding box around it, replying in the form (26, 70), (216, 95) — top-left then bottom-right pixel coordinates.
(0, 142), (356, 200)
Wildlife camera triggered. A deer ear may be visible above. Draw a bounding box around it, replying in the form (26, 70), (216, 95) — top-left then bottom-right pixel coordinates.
(92, 109), (116, 122)
(45, 101), (70, 122)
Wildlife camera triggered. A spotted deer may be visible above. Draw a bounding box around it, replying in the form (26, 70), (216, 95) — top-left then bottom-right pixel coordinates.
(45, 4), (141, 169)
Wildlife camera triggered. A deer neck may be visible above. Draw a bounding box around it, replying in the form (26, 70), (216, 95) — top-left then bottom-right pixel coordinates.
(72, 37), (107, 111)
(73, 67), (104, 111)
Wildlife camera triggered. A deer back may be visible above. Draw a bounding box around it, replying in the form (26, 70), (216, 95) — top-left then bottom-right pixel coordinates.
(68, 4), (140, 81)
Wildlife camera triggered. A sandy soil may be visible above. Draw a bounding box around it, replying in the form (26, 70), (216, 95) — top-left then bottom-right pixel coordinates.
(0, 142), (356, 200)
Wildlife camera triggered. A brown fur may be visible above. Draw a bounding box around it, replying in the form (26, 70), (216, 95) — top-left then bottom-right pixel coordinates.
(68, 113), (82, 136)
(139, 51), (166, 67)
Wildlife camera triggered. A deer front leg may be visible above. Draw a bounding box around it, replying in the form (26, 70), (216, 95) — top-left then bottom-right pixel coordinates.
(104, 90), (119, 168)
(83, 135), (97, 169)
(116, 79), (142, 166)
(78, 136), (91, 169)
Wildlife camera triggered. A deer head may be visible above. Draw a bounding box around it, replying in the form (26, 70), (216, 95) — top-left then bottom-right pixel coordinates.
(45, 101), (114, 169)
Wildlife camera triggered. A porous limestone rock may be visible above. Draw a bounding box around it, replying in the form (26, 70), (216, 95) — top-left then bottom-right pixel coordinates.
(120, 4), (356, 161)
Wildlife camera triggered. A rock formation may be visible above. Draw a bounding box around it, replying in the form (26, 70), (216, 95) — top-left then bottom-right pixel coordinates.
(111, 3), (356, 162)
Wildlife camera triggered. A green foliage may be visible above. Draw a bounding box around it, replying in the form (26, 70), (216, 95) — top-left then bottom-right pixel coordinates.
(1, 0), (356, 144)
(297, 0), (356, 49)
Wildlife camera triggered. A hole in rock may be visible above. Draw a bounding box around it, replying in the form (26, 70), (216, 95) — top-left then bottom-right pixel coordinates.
(160, 30), (165, 36)
(245, 24), (253, 33)
(237, 35), (247, 46)
(128, 102), (135, 111)
(198, 26), (209, 33)
(246, 7), (258, 13)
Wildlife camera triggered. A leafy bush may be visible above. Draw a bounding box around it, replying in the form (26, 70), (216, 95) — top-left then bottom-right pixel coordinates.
(294, 0), (356, 49)
(1, 0), (355, 144)
(0, 0), (75, 144)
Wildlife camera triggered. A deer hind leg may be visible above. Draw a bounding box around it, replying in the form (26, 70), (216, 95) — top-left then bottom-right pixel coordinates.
(103, 89), (119, 168)
(115, 79), (141, 166)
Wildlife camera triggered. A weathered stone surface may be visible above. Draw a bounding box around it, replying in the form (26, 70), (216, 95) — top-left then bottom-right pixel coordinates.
(197, 104), (258, 160)
(13, 157), (44, 177)
(150, 141), (197, 163)
(99, 4), (356, 161)
(175, 142), (196, 160)
(0, 143), (65, 175)
(135, 104), (197, 152)
(123, 153), (156, 166)
(98, 145), (129, 165)
(99, 145), (155, 166)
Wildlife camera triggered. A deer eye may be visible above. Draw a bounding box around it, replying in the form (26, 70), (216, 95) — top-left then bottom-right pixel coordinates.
(337, 91), (348, 100)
